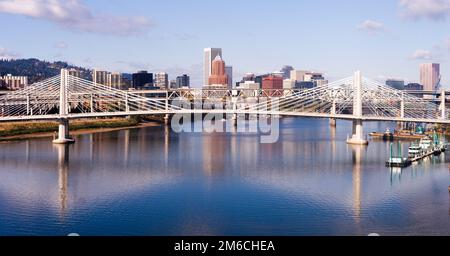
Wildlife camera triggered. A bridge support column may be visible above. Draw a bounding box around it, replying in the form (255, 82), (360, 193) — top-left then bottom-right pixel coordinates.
(330, 118), (336, 127)
(164, 93), (170, 125)
(330, 98), (336, 127)
(231, 94), (238, 126)
(347, 71), (368, 145)
(53, 118), (74, 144)
(164, 114), (170, 125)
(53, 69), (75, 144)
(347, 119), (368, 145)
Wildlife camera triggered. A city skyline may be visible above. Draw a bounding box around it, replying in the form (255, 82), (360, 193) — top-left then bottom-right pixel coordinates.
(0, 0), (450, 86)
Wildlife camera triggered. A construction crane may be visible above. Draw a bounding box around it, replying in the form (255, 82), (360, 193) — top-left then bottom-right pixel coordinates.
(436, 75), (442, 91)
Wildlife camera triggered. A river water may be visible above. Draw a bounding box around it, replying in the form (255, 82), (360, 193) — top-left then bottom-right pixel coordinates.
(0, 118), (449, 235)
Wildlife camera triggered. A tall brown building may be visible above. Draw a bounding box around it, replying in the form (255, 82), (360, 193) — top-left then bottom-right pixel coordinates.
(208, 55), (228, 86)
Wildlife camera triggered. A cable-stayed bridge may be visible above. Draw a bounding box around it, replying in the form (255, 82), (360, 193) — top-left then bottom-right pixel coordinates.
(0, 69), (447, 145)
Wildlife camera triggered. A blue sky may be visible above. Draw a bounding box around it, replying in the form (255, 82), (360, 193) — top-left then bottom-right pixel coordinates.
(0, 0), (450, 86)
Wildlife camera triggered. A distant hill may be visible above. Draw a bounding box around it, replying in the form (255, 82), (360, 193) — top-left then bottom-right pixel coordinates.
(0, 58), (91, 84)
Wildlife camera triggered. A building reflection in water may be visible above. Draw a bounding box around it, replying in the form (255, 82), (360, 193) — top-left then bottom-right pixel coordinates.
(55, 144), (69, 217)
(202, 131), (228, 176)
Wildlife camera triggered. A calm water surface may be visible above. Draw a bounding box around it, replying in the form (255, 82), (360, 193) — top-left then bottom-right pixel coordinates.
(0, 118), (449, 235)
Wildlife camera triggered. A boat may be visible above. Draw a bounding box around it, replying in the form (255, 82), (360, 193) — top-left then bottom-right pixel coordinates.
(369, 129), (424, 140)
(408, 143), (422, 159)
(419, 136), (433, 152)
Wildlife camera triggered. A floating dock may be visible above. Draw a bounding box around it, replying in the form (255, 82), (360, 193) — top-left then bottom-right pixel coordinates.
(370, 132), (425, 141)
(386, 142), (446, 168)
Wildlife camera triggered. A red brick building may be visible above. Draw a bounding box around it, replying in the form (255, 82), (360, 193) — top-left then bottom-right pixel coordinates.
(262, 75), (283, 89)
(208, 55), (228, 86)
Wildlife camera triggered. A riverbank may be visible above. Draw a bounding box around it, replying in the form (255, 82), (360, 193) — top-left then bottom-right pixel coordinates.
(0, 117), (161, 142)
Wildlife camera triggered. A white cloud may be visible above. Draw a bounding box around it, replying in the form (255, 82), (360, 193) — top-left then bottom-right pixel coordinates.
(357, 20), (384, 34)
(0, 0), (152, 36)
(399, 0), (450, 20)
(0, 46), (19, 59)
(54, 41), (68, 49)
(411, 49), (433, 59)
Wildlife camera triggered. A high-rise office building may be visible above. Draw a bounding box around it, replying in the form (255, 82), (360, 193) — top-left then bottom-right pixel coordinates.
(386, 79), (405, 90)
(208, 55), (228, 87)
(225, 66), (233, 89)
(176, 75), (190, 88)
(93, 70), (108, 85)
(107, 72), (122, 89)
(203, 48), (222, 86)
(169, 80), (177, 89)
(281, 65), (294, 79)
(420, 63), (440, 91)
(1, 74), (28, 90)
(155, 72), (169, 89)
(132, 71), (153, 88)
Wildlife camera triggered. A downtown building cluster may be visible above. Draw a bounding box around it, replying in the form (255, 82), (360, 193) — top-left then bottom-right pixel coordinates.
(91, 69), (190, 91)
(385, 63), (441, 94)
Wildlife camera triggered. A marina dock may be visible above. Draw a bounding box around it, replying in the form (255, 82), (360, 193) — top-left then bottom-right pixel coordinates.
(386, 135), (447, 168)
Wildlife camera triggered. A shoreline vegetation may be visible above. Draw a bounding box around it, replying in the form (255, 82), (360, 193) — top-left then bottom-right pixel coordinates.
(0, 116), (162, 142)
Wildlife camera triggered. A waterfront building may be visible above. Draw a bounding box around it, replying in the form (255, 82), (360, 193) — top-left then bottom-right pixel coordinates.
(315, 79), (329, 87)
(169, 80), (177, 89)
(132, 71), (153, 88)
(304, 72), (326, 87)
(420, 63), (440, 91)
(290, 70), (309, 82)
(207, 55), (228, 88)
(404, 83), (423, 91)
(238, 81), (260, 89)
(255, 74), (270, 86)
(283, 79), (295, 89)
(155, 72), (169, 89)
(272, 71), (285, 78)
(296, 81), (315, 89)
(176, 74), (190, 88)
(93, 69), (108, 85)
(243, 73), (255, 82)
(405, 83), (424, 98)
(107, 72), (122, 90)
(1, 74), (28, 90)
(203, 48), (222, 86)
(262, 75), (283, 90)
(68, 68), (81, 78)
(386, 79), (405, 90)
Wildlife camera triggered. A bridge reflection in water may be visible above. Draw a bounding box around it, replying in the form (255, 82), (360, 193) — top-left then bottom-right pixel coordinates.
(0, 119), (449, 235)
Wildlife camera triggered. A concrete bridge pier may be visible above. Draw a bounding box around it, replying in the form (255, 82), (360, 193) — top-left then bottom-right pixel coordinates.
(53, 69), (74, 144)
(329, 118), (336, 127)
(53, 118), (75, 144)
(164, 114), (170, 125)
(347, 71), (368, 146)
(232, 113), (238, 126)
(347, 119), (368, 145)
